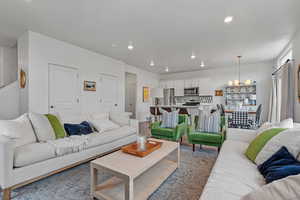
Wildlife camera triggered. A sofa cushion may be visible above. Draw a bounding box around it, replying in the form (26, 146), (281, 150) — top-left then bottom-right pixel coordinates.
(28, 113), (56, 142)
(14, 143), (56, 167)
(87, 126), (136, 148)
(0, 114), (37, 148)
(109, 112), (130, 126)
(245, 128), (286, 163)
(90, 119), (120, 133)
(90, 113), (109, 121)
(151, 127), (174, 137)
(255, 129), (300, 165)
(45, 114), (67, 139)
(64, 121), (93, 136)
(258, 146), (300, 183)
(242, 174), (300, 200)
(200, 140), (264, 200)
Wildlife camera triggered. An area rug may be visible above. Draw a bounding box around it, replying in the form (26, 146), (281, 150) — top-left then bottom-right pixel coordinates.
(2, 145), (217, 200)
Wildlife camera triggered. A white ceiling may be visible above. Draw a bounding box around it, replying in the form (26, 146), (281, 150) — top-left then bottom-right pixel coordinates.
(0, 0), (299, 74)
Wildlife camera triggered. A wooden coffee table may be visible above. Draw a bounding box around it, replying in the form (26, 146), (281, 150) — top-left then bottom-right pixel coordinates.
(90, 139), (180, 200)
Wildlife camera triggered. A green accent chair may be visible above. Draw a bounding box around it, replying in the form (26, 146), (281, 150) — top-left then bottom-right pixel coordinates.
(187, 116), (226, 152)
(151, 114), (188, 142)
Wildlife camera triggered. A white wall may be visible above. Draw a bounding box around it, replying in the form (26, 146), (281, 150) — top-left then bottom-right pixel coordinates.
(0, 81), (19, 120)
(18, 31), (159, 121)
(291, 30), (300, 122)
(125, 65), (159, 121)
(0, 46), (17, 87)
(18, 32), (29, 115)
(160, 61), (274, 122)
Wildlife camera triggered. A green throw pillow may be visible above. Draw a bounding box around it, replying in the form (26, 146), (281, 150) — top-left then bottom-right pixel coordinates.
(245, 128), (287, 162)
(45, 114), (66, 139)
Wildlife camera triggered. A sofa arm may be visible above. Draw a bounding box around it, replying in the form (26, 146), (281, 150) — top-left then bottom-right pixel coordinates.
(0, 135), (15, 188)
(129, 119), (139, 135)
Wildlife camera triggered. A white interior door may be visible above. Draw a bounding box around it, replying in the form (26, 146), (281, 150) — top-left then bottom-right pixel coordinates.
(99, 74), (119, 113)
(49, 64), (80, 122)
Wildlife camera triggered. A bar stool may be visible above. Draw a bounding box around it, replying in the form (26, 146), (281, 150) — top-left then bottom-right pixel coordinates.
(150, 106), (162, 121)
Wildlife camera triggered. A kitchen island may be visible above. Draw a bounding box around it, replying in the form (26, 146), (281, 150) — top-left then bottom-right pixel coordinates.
(150, 104), (214, 121)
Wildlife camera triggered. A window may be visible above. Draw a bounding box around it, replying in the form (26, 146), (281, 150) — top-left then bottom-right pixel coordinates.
(277, 48), (293, 67)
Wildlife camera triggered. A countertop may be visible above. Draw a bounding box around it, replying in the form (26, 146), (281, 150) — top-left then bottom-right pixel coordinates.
(150, 105), (212, 109)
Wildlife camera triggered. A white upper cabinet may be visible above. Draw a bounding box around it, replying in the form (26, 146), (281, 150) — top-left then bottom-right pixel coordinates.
(166, 80), (175, 88)
(174, 80), (184, 96)
(184, 79), (192, 88)
(159, 80), (175, 89)
(191, 79), (200, 88)
(159, 80), (168, 88)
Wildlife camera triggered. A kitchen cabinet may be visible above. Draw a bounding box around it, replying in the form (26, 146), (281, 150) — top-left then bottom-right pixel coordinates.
(159, 80), (175, 89)
(159, 80), (168, 89)
(166, 80), (175, 89)
(174, 80), (184, 96)
(184, 79), (192, 88)
(191, 79), (199, 87)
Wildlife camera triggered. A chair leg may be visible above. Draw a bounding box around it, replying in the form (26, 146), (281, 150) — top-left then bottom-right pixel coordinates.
(199, 144), (202, 149)
(180, 137), (183, 144)
(192, 144), (195, 152)
(217, 147), (221, 152)
(3, 188), (11, 200)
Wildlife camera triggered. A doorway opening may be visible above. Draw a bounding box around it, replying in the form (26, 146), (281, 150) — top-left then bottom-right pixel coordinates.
(125, 72), (137, 119)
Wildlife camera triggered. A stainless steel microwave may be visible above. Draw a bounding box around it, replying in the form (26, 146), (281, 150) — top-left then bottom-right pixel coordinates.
(184, 87), (199, 96)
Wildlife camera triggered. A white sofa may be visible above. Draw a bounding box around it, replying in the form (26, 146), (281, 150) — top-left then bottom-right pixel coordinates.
(0, 112), (138, 199)
(200, 134), (264, 200)
(200, 124), (300, 200)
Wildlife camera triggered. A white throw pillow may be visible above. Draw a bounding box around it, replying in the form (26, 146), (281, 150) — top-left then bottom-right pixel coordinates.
(90, 113), (109, 121)
(255, 129), (300, 165)
(160, 110), (179, 128)
(242, 174), (300, 200)
(90, 119), (120, 133)
(275, 118), (294, 129)
(109, 112), (130, 126)
(256, 119), (294, 136)
(28, 113), (56, 142)
(0, 114), (37, 147)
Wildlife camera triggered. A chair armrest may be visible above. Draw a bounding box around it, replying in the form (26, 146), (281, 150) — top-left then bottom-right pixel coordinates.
(175, 122), (187, 140)
(0, 135), (15, 188)
(129, 119), (139, 135)
(151, 121), (161, 129)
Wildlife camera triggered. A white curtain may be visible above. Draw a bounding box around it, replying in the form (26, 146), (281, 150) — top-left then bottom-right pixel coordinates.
(268, 62), (295, 123)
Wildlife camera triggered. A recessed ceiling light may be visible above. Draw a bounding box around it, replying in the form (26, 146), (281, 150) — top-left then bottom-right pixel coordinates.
(150, 60), (155, 66)
(165, 67), (169, 72)
(191, 53), (196, 60)
(24, 0), (32, 3)
(224, 16), (233, 24)
(200, 61), (205, 67)
(128, 42), (134, 50)
(111, 44), (117, 48)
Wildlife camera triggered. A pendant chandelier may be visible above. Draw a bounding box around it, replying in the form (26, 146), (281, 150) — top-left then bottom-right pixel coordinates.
(228, 56), (252, 86)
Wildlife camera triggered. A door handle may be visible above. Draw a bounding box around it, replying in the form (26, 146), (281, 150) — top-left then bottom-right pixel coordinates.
(50, 105), (54, 109)
(115, 104), (118, 106)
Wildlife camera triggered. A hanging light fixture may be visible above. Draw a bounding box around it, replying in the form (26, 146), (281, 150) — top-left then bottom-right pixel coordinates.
(228, 56), (242, 86)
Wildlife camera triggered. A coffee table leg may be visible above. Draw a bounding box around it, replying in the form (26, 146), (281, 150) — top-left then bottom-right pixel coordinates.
(125, 177), (134, 200)
(91, 165), (98, 199)
(177, 142), (180, 168)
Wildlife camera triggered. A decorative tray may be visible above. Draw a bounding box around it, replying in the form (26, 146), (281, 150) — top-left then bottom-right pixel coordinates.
(121, 140), (162, 157)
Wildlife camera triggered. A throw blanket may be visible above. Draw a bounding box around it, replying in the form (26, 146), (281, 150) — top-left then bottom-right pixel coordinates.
(47, 135), (89, 156)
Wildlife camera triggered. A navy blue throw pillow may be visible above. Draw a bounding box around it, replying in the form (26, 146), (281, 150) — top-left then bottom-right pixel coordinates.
(64, 121), (93, 136)
(258, 146), (300, 183)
